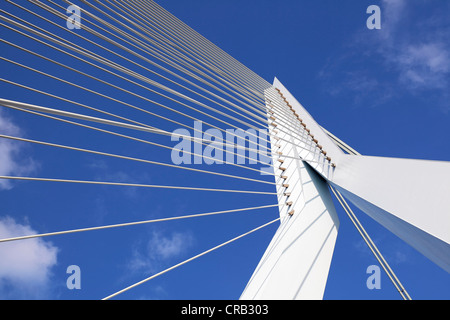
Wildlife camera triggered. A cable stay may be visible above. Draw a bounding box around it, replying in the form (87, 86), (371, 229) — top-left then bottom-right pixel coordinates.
(0, 203), (280, 243)
(0, 176), (278, 195)
(329, 185), (412, 300)
(102, 217), (281, 300)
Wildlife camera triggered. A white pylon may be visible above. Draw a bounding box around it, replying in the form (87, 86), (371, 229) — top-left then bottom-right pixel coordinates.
(240, 79), (342, 300)
(241, 78), (450, 300)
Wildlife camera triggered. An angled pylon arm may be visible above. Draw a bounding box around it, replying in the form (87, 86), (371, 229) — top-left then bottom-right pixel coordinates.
(330, 155), (450, 273)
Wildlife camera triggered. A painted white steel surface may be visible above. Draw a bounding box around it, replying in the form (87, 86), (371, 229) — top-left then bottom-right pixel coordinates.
(240, 161), (339, 300)
(330, 154), (450, 272)
(271, 77), (344, 180)
(240, 80), (340, 300)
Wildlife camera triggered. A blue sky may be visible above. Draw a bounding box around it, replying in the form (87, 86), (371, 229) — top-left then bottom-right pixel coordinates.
(0, 0), (449, 300)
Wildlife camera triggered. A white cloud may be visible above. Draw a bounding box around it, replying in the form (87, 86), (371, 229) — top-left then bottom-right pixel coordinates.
(381, 0), (406, 31)
(318, 0), (450, 110)
(394, 42), (450, 89)
(0, 217), (58, 299)
(150, 230), (194, 260)
(88, 159), (153, 200)
(378, 0), (450, 91)
(0, 110), (36, 190)
(128, 229), (194, 275)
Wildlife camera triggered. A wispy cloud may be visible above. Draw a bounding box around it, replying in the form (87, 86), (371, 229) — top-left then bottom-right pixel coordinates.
(318, 0), (450, 111)
(88, 159), (152, 200)
(85, 159), (154, 223)
(128, 229), (195, 276)
(393, 42), (450, 89)
(352, 227), (413, 268)
(377, 0), (450, 92)
(0, 217), (58, 299)
(0, 110), (37, 189)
